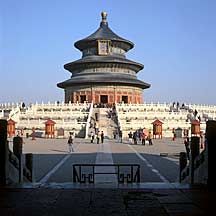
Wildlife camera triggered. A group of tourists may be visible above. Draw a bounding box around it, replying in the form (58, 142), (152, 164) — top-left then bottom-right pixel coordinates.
(113, 129), (123, 143)
(128, 129), (153, 145)
(90, 130), (104, 144)
(67, 129), (105, 153)
(67, 127), (154, 153)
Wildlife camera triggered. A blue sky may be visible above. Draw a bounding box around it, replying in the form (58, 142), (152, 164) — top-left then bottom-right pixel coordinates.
(1, 0), (216, 105)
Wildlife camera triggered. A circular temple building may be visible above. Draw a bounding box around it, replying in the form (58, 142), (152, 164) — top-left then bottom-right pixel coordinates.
(57, 12), (150, 105)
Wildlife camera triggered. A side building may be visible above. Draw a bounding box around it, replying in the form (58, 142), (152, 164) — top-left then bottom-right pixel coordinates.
(57, 12), (150, 105)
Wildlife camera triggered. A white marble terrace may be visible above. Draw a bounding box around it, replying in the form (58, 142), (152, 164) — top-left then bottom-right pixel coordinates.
(1, 101), (216, 138)
(115, 102), (216, 137)
(0, 101), (92, 138)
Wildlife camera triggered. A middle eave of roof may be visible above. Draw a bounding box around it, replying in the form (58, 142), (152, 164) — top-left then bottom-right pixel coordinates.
(64, 55), (144, 72)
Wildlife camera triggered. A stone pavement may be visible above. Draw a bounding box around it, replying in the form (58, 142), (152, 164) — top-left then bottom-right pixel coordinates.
(13, 137), (186, 183)
(0, 184), (214, 216)
(2, 137), (213, 215)
(13, 137), (186, 155)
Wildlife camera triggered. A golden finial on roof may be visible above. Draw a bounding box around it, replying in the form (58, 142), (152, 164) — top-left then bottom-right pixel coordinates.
(101, 11), (107, 23)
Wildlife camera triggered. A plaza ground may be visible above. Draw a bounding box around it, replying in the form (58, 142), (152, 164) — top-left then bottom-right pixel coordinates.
(10, 137), (186, 183)
(1, 137), (213, 215)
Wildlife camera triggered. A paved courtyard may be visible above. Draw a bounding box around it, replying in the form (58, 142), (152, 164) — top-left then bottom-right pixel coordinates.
(18, 137), (186, 155)
(2, 137), (213, 216)
(8, 137), (186, 184)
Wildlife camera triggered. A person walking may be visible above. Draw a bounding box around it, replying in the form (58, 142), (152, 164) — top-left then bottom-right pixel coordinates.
(96, 131), (100, 144)
(128, 131), (133, 144)
(101, 131), (104, 143)
(119, 130), (123, 143)
(133, 130), (138, 145)
(113, 130), (117, 139)
(141, 131), (146, 145)
(94, 121), (99, 134)
(68, 132), (75, 153)
(90, 131), (94, 143)
(148, 131), (153, 145)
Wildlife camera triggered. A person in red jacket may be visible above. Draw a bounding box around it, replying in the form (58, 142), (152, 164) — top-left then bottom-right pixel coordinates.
(141, 131), (146, 145)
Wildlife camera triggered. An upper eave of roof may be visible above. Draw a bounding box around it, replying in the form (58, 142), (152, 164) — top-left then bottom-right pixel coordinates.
(74, 12), (134, 51)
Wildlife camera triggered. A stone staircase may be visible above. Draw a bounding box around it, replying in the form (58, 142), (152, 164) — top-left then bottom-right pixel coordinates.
(89, 108), (118, 139)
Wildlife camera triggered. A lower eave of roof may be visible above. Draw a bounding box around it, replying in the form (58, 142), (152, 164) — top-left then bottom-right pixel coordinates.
(57, 80), (151, 90)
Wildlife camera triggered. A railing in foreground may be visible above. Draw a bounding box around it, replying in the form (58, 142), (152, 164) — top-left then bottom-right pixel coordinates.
(73, 164), (140, 183)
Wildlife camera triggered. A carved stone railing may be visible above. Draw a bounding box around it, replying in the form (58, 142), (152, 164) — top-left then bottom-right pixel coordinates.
(194, 150), (205, 170)
(9, 137), (34, 183)
(180, 137), (206, 184)
(73, 164), (140, 183)
(85, 101), (93, 139)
